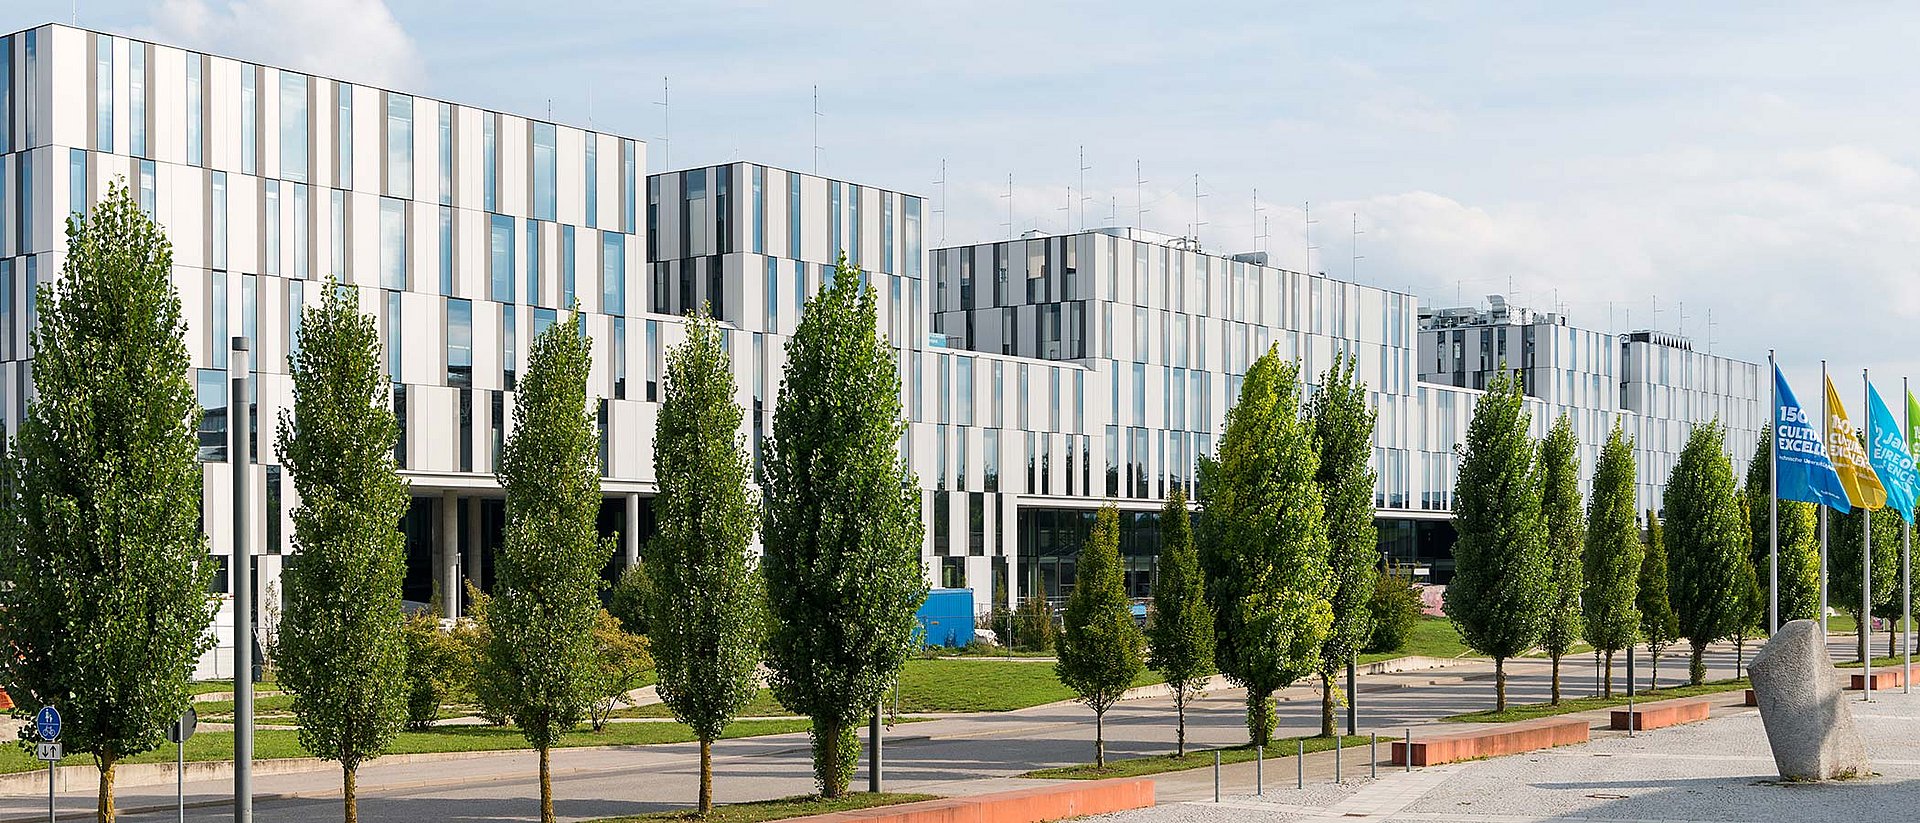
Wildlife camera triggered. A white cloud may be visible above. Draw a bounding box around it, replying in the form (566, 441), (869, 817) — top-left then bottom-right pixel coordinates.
(142, 0), (424, 89)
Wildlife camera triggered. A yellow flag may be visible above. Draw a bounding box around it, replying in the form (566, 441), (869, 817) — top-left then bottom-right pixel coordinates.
(1826, 375), (1887, 510)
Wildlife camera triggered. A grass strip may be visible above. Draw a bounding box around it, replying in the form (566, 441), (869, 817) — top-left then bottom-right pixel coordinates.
(1443, 678), (1750, 723)
(1357, 617), (1477, 666)
(1022, 734), (1373, 780)
(589, 792), (938, 823)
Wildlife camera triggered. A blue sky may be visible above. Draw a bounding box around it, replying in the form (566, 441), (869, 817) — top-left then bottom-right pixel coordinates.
(9, 0), (1920, 398)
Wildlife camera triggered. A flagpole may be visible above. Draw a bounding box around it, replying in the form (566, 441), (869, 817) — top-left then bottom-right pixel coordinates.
(1905, 375), (1913, 694)
(1863, 367), (1873, 702)
(1821, 359), (1830, 640)
(1769, 350), (1779, 635)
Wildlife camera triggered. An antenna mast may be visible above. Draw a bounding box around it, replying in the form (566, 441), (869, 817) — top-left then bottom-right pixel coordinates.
(1191, 174), (1207, 245)
(1078, 146), (1092, 231)
(1001, 174), (1014, 239)
(653, 77), (670, 170)
(811, 85), (822, 174)
(933, 160), (948, 245)
(1350, 213), (1365, 282)
(1135, 160), (1148, 230)
(1253, 189), (1268, 252)
(1305, 201), (1320, 273)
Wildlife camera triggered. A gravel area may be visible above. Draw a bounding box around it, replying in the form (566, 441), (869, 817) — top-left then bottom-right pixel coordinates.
(1091, 687), (1920, 822)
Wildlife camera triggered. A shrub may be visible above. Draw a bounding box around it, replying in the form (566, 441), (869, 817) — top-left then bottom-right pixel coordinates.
(401, 613), (464, 730)
(1012, 596), (1057, 652)
(1364, 563), (1424, 654)
(607, 563), (652, 636)
(586, 609), (653, 731)
(458, 582), (513, 726)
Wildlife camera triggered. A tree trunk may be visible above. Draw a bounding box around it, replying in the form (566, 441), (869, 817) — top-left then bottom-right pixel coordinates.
(699, 738), (713, 814)
(1858, 611), (1869, 663)
(539, 744), (554, 823)
(1550, 655), (1562, 705)
(1890, 619), (1898, 660)
(1320, 672), (1336, 737)
(819, 720), (843, 799)
(1603, 650), (1614, 698)
(1688, 641), (1706, 686)
(1175, 694), (1187, 757)
(1247, 689), (1275, 747)
(98, 755), (116, 823)
(1648, 645), (1660, 690)
(1495, 657), (1507, 712)
(1094, 706), (1106, 768)
(344, 763), (358, 823)
(1735, 635), (1745, 678)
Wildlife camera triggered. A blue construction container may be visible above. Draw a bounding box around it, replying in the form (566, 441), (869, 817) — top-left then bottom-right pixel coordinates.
(915, 589), (976, 648)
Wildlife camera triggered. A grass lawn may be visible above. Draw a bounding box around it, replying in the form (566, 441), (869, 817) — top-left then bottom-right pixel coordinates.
(1024, 734), (1374, 780)
(589, 792), (937, 823)
(620, 659), (1164, 718)
(0, 718), (811, 775)
(1835, 654), (1918, 668)
(1356, 617), (1476, 665)
(1443, 678), (1750, 723)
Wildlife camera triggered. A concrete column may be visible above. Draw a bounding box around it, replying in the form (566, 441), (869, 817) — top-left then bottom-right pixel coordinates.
(440, 490), (459, 619)
(624, 493), (641, 568)
(465, 496), (483, 600)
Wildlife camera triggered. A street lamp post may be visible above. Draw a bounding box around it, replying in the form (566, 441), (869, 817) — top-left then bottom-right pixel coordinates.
(231, 338), (253, 823)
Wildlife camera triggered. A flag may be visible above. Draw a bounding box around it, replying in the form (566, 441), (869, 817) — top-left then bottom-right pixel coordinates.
(1826, 375), (1887, 511)
(1907, 390), (1920, 462)
(1775, 366), (1851, 512)
(1867, 383), (1916, 522)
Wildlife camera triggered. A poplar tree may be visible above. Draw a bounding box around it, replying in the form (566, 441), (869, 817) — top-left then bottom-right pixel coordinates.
(648, 309), (764, 814)
(0, 181), (216, 823)
(1830, 505), (1900, 662)
(1663, 421), (1749, 686)
(1056, 505), (1146, 768)
(1307, 353), (1377, 736)
(1146, 487), (1212, 757)
(1638, 510), (1678, 688)
(1743, 430), (1821, 625)
(1581, 424), (1640, 697)
(1442, 367), (1548, 711)
(1198, 348), (1332, 746)
(478, 311), (612, 823)
(275, 278), (412, 823)
(1537, 414), (1585, 705)
(761, 257), (927, 797)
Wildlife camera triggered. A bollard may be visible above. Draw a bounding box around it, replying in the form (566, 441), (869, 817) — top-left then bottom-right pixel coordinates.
(1297, 738), (1304, 788)
(1335, 734), (1343, 783)
(1405, 729), (1412, 772)
(1213, 750), (1221, 803)
(1256, 744), (1263, 796)
(1371, 733), (1378, 779)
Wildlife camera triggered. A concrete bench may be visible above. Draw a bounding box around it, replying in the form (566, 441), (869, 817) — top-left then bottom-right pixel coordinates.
(1389, 717), (1589, 767)
(1848, 669), (1903, 691)
(785, 778), (1153, 823)
(1610, 698), (1711, 731)
(1744, 689), (1756, 706)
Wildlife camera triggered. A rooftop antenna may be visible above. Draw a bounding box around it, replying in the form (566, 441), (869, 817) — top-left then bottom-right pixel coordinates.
(1191, 174), (1208, 245)
(1707, 308), (1717, 354)
(546, 98), (553, 119)
(1678, 301), (1687, 339)
(811, 85), (822, 174)
(1650, 295), (1660, 332)
(933, 160), (948, 244)
(1305, 201), (1320, 273)
(1058, 187), (1072, 233)
(653, 78), (670, 170)
(1078, 147), (1092, 231)
(1135, 160), (1149, 230)
(1001, 173), (1014, 239)
(1108, 196), (1117, 226)
(1253, 189), (1268, 252)
(1350, 213), (1364, 282)
(587, 88), (594, 129)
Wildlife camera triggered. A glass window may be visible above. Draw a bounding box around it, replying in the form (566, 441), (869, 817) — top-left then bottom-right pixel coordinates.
(532, 122), (556, 221)
(129, 44), (146, 158)
(292, 184), (308, 279)
(264, 181), (280, 275)
(211, 172), (227, 270)
(68, 149), (87, 218)
(483, 115), (497, 211)
(904, 197), (922, 279)
(210, 272), (229, 369)
(502, 306), (517, 388)
(562, 225), (577, 307)
(0, 37), (12, 154)
(329, 189), (344, 277)
(95, 35), (113, 153)
(489, 214), (514, 303)
(137, 160), (155, 217)
(338, 83), (353, 189)
(602, 233), (625, 316)
(280, 72), (308, 182)
(385, 290), (402, 379)
(533, 307), (557, 340)
(613, 318), (627, 400)
(526, 220), (541, 306)
(438, 206), (453, 296)
(752, 166), (766, 254)
(242, 274), (257, 344)
(242, 68), (257, 173)
(21, 31), (34, 149)
(196, 369), (227, 462)
(386, 94), (412, 198)
(765, 258), (777, 329)
(380, 198), (406, 290)
(829, 182), (841, 259)
(185, 56), (201, 165)
(287, 280), (304, 360)
(645, 319), (660, 401)
(957, 357), (973, 426)
(788, 172), (802, 260)
(584, 137), (597, 228)
(622, 140), (637, 233)
(881, 192), (894, 274)
(436, 102), (451, 204)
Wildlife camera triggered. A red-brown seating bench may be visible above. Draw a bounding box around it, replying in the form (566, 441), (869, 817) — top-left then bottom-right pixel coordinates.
(1610, 698), (1711, 731)
(1389, 717), (1589, 767)
(785, 778), (1153, 823)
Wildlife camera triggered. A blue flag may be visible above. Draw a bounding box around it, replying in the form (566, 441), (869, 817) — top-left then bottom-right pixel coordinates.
(1774, 365), (1851, 512)
(1867, 383), (1918, 522)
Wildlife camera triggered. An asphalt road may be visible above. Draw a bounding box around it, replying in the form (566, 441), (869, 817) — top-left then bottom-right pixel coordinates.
(0, 634), (1865, 822)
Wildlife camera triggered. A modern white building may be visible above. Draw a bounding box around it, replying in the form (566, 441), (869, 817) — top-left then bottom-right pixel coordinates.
(0, 23), (1770, 672)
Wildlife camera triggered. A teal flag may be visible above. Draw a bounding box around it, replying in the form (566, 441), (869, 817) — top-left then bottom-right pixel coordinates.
(1868, 383), (1917, 522)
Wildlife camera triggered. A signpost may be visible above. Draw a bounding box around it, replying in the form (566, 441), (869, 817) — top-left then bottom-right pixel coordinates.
(36, 706), (61, 823)
(167, 708), (198, 823)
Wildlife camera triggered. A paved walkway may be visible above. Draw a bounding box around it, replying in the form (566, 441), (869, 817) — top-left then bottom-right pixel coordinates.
(0, 636), (1838, 822)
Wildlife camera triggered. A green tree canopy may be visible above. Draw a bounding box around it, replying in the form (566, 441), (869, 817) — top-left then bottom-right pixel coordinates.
(1663, 421), (1749, 685)
(274, 277), (412, 823)
(1198, 348), (1331, 746)
(1307, 354), (1378, 735)
(1442, 366), (1547, 711)
(1581, 424), (1641, 697)
(479, 310), (612, 823)
(1829, 503), (1901, 661)
(1742, 429), (1821, 627)
(0, 181), (216, 822)
(1638, 509), (1679, 686)
(648, 308), (764, 814)
(1537, 414), (1585, 704)
(1056, 505), (1146, 768)
(761, 256), (927, 797)
(1147, 486), (1213, 758)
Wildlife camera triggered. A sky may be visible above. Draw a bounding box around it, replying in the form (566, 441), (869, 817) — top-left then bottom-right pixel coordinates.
(8, 0), (1920, 399)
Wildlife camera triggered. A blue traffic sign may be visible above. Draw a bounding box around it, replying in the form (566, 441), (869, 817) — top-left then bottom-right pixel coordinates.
(34, 706), (59, 742)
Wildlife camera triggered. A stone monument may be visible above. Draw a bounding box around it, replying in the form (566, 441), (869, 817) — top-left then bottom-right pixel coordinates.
(1748, 618), (1870, 780)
